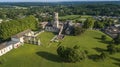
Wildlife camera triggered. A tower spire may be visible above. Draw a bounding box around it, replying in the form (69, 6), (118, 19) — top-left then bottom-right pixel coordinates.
(54, 12), (59, 28)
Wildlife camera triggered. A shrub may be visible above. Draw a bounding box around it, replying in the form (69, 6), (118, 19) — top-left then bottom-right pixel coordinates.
(57, 45), (87, 62)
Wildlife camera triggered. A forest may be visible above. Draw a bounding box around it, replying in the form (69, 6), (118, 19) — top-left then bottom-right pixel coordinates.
(0, 15), (38, 42)
(0, 1), (120, 21)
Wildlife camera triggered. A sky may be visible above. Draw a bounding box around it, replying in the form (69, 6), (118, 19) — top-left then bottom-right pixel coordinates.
(0, 0), (119, 2)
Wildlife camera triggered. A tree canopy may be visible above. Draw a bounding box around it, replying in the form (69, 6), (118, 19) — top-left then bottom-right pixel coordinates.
(57, 45), (87, 62)
(83, 18), (95, 29)
(0, 15), (38, 42)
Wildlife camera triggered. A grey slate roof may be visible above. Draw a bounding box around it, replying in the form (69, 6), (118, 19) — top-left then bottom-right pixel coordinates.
(11, 29), (31, 38)
(0, 42), (12, 50)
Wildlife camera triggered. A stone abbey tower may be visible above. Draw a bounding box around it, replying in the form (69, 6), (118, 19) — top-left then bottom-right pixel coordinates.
(54, 12), (59, 28)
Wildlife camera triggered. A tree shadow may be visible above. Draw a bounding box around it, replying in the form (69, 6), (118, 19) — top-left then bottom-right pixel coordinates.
(110, 57), (120, 67)
(113, 63), (120, 67)
(88, 54), (100, 61)
(36, 51), (63, 62)
(94, 37), (112, 44)
(93, 47), (106, 53)
(98, 40), (112, 44)
(94, 37), (101, 40)
(110, 57), (120, 62)
(52, 32), (59, 35)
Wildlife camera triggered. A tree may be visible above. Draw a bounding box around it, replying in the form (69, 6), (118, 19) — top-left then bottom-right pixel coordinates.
(57, 45), (87, 62)
(73, 26), (85, 36)
(83, 18), (95, 29)
(57, 46), (66, 58)
(0, 15), (38, 41)
(94, 21), (104, 29)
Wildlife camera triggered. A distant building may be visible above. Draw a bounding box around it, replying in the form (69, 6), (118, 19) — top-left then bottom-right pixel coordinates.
(104, 26), (120, 38)
(41, 12), (61, 33)
(45, 22), (59, 32)
(40, 12), (83, 36)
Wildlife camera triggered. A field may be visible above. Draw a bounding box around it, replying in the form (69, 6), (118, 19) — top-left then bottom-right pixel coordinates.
(59, 15), (92, 22)
(0, 30), (120, 67)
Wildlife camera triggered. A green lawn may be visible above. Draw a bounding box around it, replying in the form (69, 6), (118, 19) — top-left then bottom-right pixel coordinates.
(59, 15), (92, 22)
(0, 31), (120, 67)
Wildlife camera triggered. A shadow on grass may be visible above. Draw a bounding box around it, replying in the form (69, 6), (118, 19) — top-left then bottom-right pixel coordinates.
(88, 54), (100, 61)
(110, 57), (120, 62)
(98, 41), (112, 44)
(36, 51), (63, 62)
(110, 57), (120, 67)
(94, 37), (102, 40)
(113, 63), (120, 67)
(93, 47), (106, 53)
(94, 37), (112, 44)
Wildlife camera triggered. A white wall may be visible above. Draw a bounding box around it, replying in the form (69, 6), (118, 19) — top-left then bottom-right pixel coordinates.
(0, 45), (13, 56)
(13, 42), (21, 49)
(19, 37), (24, 43)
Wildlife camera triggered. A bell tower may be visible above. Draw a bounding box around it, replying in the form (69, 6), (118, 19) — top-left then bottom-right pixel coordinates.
(54, 12), (59, 28)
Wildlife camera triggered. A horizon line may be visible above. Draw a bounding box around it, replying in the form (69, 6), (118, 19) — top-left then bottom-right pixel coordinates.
(0, 1), (119, 3)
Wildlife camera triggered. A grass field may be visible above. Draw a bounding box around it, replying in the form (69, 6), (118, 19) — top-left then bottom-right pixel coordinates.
(59, 15), (92, 22)
(0, 31), (120, 67)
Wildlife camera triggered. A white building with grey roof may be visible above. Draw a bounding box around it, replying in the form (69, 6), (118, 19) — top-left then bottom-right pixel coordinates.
(0, 42), (13, 56)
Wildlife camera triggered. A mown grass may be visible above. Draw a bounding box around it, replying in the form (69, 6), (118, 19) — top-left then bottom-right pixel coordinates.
(59, 15), (92, 22)
(0, 31), (120, 67)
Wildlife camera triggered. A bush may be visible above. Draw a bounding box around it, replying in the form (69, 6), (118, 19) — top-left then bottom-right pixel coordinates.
(57, 45), (87, 62)
(73, 26), (85, 36)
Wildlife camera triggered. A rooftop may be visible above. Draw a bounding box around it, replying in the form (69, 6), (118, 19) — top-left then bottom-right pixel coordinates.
(11, 29), (31, 38)
(0, 42), (12, 50)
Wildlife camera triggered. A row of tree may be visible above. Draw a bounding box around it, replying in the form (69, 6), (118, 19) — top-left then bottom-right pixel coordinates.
(57, 45), (110, 62)
(0, 4), (120, 21)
